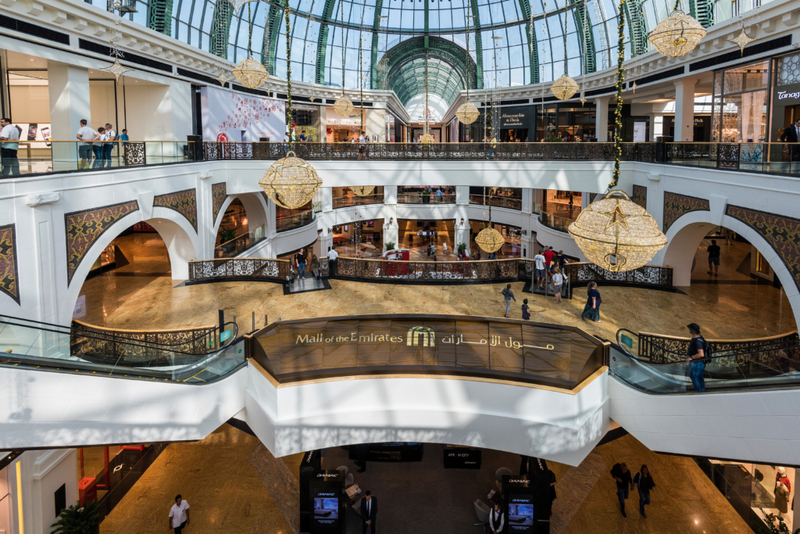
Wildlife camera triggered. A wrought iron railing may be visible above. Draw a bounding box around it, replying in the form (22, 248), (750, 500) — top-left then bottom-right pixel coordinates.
(563, 262), (674, 290)
(188, 257), (292, 283)
(397, 192), (457, 204)
(336, 257), (520, 282)
(71, 319), (220, 355)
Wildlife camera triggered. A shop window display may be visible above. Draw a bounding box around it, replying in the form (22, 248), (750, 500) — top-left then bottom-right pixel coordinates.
(711, 60), (769, 144)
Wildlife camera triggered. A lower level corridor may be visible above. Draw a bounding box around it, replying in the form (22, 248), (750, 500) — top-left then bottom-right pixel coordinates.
(99, 425), (750, 534)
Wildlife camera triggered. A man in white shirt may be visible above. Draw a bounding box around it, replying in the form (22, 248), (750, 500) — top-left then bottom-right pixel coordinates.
(104, 123), (117, 167)
(168, 494), (190, 533)
(0, 118), (20, 176)
(489, 500), (505, 534)
(327, 246), (339, 278)
(75, 119), (98, 169)
(533, 250), (547, 290)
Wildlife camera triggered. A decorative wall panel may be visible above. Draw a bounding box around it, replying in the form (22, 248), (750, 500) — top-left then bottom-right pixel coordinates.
(726, 205), (800, 293)
(632, 185), (647, 209)
(663, 192), (710, 233)
(0, 224), (19, 304)
(66, 201), (139, 285)
(212, 182), (227, 225)
(154, 189), (198, 232)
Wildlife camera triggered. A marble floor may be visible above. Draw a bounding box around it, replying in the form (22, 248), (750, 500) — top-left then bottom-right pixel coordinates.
(99, 425), (752, 534)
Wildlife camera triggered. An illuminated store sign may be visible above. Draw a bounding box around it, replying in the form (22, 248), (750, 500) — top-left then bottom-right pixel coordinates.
(777, 91), (800, 100)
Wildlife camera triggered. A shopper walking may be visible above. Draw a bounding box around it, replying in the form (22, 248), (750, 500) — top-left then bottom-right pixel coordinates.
(0, 118), (20, 176)
(706, 239), (721, 276)
(295, 247), (307, 280)
(501, 283), (516, 318)
(327, 246), (338, 278)
(487, 135), (497, 159)
(76, 119), (98, 169)
(581, 282), (602, 323)
(633, 465), (655, 518)
(610, 462), (633, 517)
(685, 322), (708, 392)
(533, 249), (547, 290)
(360, 490), (377, 534)
(489, 500), (505, 534)
(521, 298), (530, 320)
(168, 495), (190, 533)
(551, 267), (564, 303)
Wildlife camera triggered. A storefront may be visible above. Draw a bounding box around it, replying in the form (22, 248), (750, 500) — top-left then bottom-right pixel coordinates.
(771, 51), (800, 142)
(293, 105), (321, 142)
(711, 59), (769, 142)
(332, 220), (384, 255)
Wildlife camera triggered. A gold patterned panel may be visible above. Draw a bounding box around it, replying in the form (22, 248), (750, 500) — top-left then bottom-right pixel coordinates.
(632, 185), (647, 210)
(663, 192), (710, 233)
(726, 205), (800, 292)
(66, 201), (139, 285)
(154, 188), (198, 232)
(212, 183), (227, 225)
(0, 224), (20, 304)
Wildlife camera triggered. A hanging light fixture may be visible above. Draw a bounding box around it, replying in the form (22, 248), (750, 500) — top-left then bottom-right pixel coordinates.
(101, 2), (133, 81)
(351, 186), (375, 197)
(456, 7), (479, 126)
(569, 0), (667, 272)
(475, 187), (504, 254)
(648, 0), (706, 58)
(332, 0), (355, 117)
(420, 50), (435, 144)
(232, 3), (269, 89)
(260, 0), (322, 209)
(551, 11), (578, 100)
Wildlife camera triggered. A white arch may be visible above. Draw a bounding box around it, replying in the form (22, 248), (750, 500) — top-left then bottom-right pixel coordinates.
(661, 212), (800, 331)
(61, 210), (200, 324)
(212, 193), (269, 237)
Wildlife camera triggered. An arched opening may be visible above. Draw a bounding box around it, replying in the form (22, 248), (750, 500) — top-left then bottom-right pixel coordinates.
(71, 217), (197, 323)
(213, 194), (269, 258)
(662, 221), (798, 334)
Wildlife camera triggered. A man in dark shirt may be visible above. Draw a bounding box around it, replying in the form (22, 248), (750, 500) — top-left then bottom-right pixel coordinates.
(610, 462), (633, 517)
(295, 248), (307, 279)
(685, 323), (707, 392)
(706, 239), (721, 276)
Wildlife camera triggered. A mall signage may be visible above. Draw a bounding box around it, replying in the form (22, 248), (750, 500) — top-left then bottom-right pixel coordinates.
(503, 476), (535, 533)
(500, 107), (533, 128)
(309, 470), (345, 534)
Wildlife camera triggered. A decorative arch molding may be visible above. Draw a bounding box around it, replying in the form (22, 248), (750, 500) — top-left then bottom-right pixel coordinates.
(212, 182), (228, 226)
(0, 223), (19, 304)
(154, 188), (198, 232)
(212, 193), (270, 238)
(65, 200), (140, 286)
(663, 191), (709, 233)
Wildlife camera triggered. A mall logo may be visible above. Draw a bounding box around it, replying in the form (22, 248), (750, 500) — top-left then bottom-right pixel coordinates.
(406, 326), (435, 347)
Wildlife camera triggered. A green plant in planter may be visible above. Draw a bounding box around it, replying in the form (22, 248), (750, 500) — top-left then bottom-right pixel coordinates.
(457, 242), (467, 253)
(385, 241), (396, 251)
(51, 500), (100, 534)
(218, 226), (238, 244)
(546, 133), (562, 143)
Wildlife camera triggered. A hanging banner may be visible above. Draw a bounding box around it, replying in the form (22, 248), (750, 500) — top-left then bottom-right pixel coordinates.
(201, 86), (285, 142)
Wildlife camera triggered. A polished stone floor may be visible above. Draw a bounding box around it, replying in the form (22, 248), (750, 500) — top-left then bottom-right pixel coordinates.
(99, 425), (751, 534)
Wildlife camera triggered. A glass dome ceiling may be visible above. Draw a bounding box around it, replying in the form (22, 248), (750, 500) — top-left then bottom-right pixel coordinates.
(90, 0), (769, 109)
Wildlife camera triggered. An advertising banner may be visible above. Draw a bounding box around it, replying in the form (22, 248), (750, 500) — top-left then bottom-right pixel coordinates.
(200, 86), (285, 142)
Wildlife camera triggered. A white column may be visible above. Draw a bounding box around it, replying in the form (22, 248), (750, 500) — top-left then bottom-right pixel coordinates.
(648, 113), (664, 142)
(455, 186), (471, 254)
(48, 62), (90, 164)
(382, 185), (398, 252)
(594, 96), (610, 142)
(673, 79), (697, 142)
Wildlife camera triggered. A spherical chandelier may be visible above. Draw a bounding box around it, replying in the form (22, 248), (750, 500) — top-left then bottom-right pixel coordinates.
(648, 5), (706, 58)
(260, 152), (322, 209)
(351, 186), (375, 197)
(232, 58), (269, 89)
(475, 226), (505, 254)
(332, 96), (355, 117)
(551, 75), (579, 101)
(567, 191), (667, 272)
(420, 133), (435, 144)
(456, 102), (480, 125)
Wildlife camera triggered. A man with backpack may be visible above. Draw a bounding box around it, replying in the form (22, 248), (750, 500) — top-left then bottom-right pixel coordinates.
(685, 323), (709, 392)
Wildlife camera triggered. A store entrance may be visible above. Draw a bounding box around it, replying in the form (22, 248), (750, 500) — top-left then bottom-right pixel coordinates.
(398, 219), (456, 260)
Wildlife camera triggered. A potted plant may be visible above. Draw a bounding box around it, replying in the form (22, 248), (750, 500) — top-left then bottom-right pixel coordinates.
(457, 242), (467, 255)
(385, 241), (396, 252)
(51, 500), (101, 534)
(218, 226), (238, 254)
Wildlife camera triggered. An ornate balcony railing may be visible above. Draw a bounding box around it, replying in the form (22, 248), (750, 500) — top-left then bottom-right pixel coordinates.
(632, 330), (800, 365)
(329, 257), (521, 282)
(563, 262), (674, 291)
(188, 258), (292, 284)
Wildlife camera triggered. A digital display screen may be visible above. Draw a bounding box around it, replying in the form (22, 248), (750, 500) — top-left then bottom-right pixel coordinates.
(313, 497), (339, 526)
(508, 501), (534, 529)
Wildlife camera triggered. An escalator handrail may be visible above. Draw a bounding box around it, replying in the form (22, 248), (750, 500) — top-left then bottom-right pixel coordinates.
(71, 318), (220, 349)
(1, 315), (239, 356)
(615, 328), (800, 363)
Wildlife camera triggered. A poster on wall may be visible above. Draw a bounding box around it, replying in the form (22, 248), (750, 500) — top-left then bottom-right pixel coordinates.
(633, 121), (647, 143)
(12, 123), (52, 149)
(200, 86), (286, 142)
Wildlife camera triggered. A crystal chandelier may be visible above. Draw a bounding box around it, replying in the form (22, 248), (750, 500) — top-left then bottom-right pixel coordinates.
(351, 186), (375, 197)
(232, 4), (269, 89)
(648, 1), (706, 58)
(475, 187), (504, 254)
(260, 2), (321, 209)
(568, 191), (667, 272)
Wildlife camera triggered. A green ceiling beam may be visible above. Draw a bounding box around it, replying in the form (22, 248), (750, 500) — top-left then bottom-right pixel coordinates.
(147, 0), (173, 37)
(623, 0), (648, 56)
(369, 0), (384, 90)
(209, 0), (233, 59)
(689, 0), (715, 28)
(314, 0), (338, 84)
(469, 0), (484, 89)
(569, 0), (596, 73)
(515, 0), (539, 84)
(262, 0), (286, 73)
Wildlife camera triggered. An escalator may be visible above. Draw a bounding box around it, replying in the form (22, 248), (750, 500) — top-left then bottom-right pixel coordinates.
(0, 314), (245, 384)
